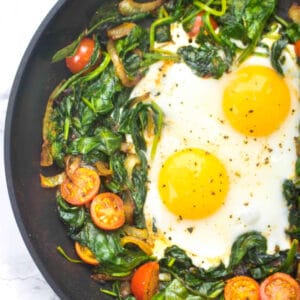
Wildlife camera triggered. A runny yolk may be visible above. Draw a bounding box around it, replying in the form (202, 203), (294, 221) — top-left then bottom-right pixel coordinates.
(158, 148), (229, 220)
(222, 65), (291, 137)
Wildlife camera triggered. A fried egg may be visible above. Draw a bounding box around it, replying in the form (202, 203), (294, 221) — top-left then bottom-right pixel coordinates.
(130, 24), (300, 268)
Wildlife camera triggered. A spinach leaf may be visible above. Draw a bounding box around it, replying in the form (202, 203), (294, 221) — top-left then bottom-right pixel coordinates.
(283, 179), (300, 240)
(219, 0), (276, 63)
(159, 231), (297, 297)
(105, 152), (131, 193)
(72, 218), (150, 276)
(285, 23), (300, 44)
(57, 194), (86, 234)
(71, 219), (124, 262)
(130, 151), (148, 228)
(271, 38), (288, 75)
(116, 25), (149, 57)
(243, 0), (276, 40)
(155, 24), (171, 43)
(82, 65), (122, 114)
(162, 279), (202, 300)
(228, 231), (267, 270)
(178, 43), (230, 79)
(68, 127), (122, 156)
(238, 0), (276, 63)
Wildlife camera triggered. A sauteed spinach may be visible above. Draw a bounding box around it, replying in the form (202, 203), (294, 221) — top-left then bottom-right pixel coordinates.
(40, 0), (300, 298)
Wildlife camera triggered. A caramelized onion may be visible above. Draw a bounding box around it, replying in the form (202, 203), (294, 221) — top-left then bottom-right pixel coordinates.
(40, 172), (66, 188)
(120, 236), (153, 255)
(65, 155), (81, 178)
(119, 0), (163, 16)
(40, 82), (65, 166)
(123, 225), (148, 239)
(107, 22), (137, 40)
(289, 3), (300, 24)
(94, 161), (113, 176)
(123, 191), (136, 225)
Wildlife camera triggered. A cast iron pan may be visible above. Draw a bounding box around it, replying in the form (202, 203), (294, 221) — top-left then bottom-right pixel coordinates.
(4, 0), (299, 299)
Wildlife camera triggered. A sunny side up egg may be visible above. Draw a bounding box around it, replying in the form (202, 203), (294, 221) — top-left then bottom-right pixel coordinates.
(130, 24), (300, 268)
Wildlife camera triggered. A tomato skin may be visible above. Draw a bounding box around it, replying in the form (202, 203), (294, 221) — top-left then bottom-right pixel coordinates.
(295, 40), (300, 58)
(260, 272), (300, 300)
(66, 38), (95, 73)
(60, 167), (100, 206)
(74, 242), (99, 265)
(224, 276), (260, 300)
(189, 12), (218, 38)
(90, 193), (125, 230)
(131, 262), (159, 300)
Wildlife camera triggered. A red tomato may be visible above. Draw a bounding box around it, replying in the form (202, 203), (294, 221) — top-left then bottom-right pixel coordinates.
(131, 262), (159, 300)
(74, 242), (99, 266)
(189, 12), (218, 38)
(60, 167), (100, 206)
(260, 272), (300, 300)
(224, 276), (260, 300)
(295, 40), (300, 58)
(66, 38), (95, 73)
(90, 193), (125, 230)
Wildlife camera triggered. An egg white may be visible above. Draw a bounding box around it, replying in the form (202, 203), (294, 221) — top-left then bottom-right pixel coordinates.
(130, 24), (300, 268)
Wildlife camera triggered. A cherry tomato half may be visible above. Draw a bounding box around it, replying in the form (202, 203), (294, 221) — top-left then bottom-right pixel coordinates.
(74, 242), (99, 266)
(295, 40), (300, 58)
(260, 272), (300, 300)
(90, 192), (125, 230)
(224, 276), (260, 300)
(60, 167), (100, 206)
(66, 38), (95, 73)
(189, 12), (218, 38)
(131, 261), (159, 300)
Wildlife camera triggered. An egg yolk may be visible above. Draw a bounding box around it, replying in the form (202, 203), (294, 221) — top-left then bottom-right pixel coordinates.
(158, 148), (229, 219)
(223, 65), (290, 137)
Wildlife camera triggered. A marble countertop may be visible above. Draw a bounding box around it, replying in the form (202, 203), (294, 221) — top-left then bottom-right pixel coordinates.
(1, 1), (59, 298)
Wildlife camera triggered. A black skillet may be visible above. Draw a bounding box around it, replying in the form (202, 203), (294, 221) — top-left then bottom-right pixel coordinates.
(4, 0), (299, 299)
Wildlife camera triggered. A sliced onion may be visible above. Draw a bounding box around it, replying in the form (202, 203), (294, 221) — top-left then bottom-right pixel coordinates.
(120, 142), (135, 154)
(129, 92), (150, 106)
(65, 155), (81, 178)
(40, 82), (65, 166)
(120, 236), (153, 255)
(289, 3), (300, 24)
(119, 0), (164, 16)
(107, 22), (137, 40)
(107, 39), (141, 87)
(122, 225), (148, 239)
(123, 191), (135, 225)
(124, 154), (141, 180)
(40, 172), (66, 188)
(94, 161), (113, 176)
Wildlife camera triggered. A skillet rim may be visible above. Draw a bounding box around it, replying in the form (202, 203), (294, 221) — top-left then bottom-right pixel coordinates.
(4, 0), (299, 299)
(4, 1), (68, 299)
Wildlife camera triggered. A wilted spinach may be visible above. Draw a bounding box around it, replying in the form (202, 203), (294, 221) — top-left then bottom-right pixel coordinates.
(42, 1), (300, 297)
(158, 231), (297, 298)
(72, 217), (150, 276)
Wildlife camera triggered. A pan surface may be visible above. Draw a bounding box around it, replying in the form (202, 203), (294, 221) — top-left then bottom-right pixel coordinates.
(4, 0), (299, 299)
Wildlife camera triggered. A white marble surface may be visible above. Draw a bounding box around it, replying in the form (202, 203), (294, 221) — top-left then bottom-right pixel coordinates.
(0, 1), (60, 299)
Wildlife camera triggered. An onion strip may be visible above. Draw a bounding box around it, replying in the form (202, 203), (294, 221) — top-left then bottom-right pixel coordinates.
(107, 22), (137, 40)
(119, 0), (163, 16)
(120, 236), (153, 255)
(289, 3), (300, 24)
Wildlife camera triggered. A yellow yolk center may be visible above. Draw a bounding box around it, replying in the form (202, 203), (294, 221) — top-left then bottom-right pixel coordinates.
(158, 148), (229, 219)
(223, 65), (291, 137)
